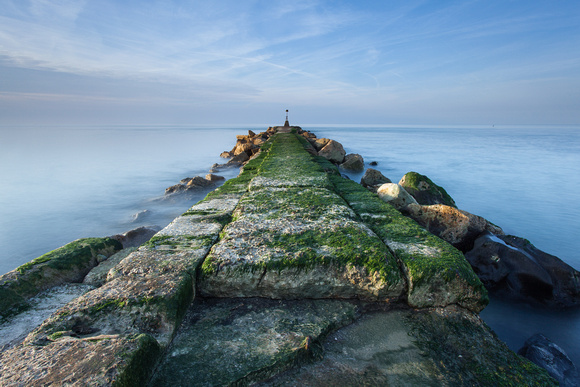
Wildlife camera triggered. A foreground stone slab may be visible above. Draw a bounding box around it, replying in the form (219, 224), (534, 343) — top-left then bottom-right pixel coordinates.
(258, 306), (555, 386)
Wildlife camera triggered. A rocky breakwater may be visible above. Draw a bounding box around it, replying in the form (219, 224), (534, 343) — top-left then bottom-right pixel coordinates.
(0, 127), (556, 385)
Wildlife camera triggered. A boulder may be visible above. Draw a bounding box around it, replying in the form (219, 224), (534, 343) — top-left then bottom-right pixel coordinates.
(205, 173), (225, 182)
(377, 183), (418, 210)
(220, 151), (233, 159)
(227, 152), (250, 166)
(360, 168), (391, 191)
(465, 233), (580, 307)
(165, 184), (186, 195)
(186, 176), (214, 189)
(248, 130), (256, 137)
(339, 153), (364, 172)
(369, 161), (378, 166)
(233, 142), (258, 156)
(518, 334), (579, 386)
(402, 203), (504, 252)
(399, 172), (457, 207)
(318, 140), (346, 164)
(83, 247), (139, 287)
(310, 138), (331, 151)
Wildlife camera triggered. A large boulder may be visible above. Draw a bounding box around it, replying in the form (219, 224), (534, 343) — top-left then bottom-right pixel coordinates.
(360, 168), (391, 191)
(518, 334), (579, 386)
(465, 233), (580, 307)
(399, 172), (457, 207)
(402, 203), (503, 252)
(339, 153), (364, 172)
(377, 183), (418, 210)
(310, 138), (331, 151)
(318, 140), (346, 164)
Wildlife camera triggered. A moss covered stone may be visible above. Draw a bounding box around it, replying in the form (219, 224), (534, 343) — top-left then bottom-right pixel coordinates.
(399, 171), (457, 207)
(0, 237), (122, 319)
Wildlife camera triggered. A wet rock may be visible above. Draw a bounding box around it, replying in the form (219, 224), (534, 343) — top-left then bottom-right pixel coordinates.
(83, 247), (138, 287)
(339, 153), (364, 172)
(0, 238), (122, 319)
(150, 298), (358, 386)
(318, 140), (346, 164)
(131, 209), (151, 222)
(518, 334), (579, 386)
(465, 233), (580, 307)
(205, 173), (225, 182)
(402, 203), (504, 252)
(110, 226), (161, 249)
(399, 171), (457, 207)
(369, 161), (378, 166)
(360, 168), (391, 192)
(377, 183), (418, 210)
(164, 183), (186, 195)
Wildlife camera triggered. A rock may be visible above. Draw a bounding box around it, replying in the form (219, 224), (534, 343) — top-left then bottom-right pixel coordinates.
(131, 209), (151, 222)
(402, 203), (504, 252)
(369, 161), (378, 166)
(83, 247), (138, 287)
(360, 168), (391, 190)
(185, 176), (214, 189)
(465, 233), (580, 307)
(109, 226), (162, 249)
(302, 131), (317, 139)
(0, 238), (122, 319)
(377, 183), (418, 210)
(399, 172), (457, 207)
(518, 334), (579, 386)
(220, 151), (233, 158)
(233, 142), (258, 156)
(310, 138), (331, 151)
(165, 183), (186, 195)
(205, 173), (225, 182)
(318, 140), (346, 164)
(248, 130), (256, 137)
(339, 153), (364, 172)
(227, 151), (250, 166)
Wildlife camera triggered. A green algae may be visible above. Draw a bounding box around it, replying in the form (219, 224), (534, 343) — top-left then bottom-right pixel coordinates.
(400, 171), (457, 207)
(115, 334), (162, 387)
(0, 238), (122, 319)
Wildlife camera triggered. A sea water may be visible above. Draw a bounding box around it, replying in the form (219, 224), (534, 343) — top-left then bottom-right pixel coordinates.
(0, 124), (579, 364)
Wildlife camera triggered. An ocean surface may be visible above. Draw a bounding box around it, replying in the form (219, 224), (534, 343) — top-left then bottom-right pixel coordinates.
(1, 124), (579, 365)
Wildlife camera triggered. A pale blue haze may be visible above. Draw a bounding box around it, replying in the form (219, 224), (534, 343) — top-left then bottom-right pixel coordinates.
(1, 0), (580, 124)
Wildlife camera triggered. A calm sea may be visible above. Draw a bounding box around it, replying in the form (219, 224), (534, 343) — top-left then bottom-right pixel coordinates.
(1, 124), (579, 364)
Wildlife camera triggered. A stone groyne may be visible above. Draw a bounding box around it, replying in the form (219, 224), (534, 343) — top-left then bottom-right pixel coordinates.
(0, 126), (556, 385)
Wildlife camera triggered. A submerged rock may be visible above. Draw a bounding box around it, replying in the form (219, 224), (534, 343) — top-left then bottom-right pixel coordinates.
(377, 183), (418, 210)
(109, 226), (161, 249)
(518, 334), (579, 386)
(399, 171), (457, 207)
(465, 233), (580, 307)
(402, 203), (504, 252)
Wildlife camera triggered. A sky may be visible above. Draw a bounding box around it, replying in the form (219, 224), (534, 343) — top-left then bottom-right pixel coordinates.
(0, 0), (579, 126)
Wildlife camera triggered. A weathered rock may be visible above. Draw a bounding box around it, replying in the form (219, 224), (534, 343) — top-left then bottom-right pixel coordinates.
(227, 151), (250, 165)
(0, 238), (122, 319)
(465, 233), (580, 307)
(205, 173), (225, 182)
(248, 129), (256, 137)
(233, 141), (259, 156)
(83, 247), (138, 287)
(339, 153), (364, 172)
(150, 298), (358, 386)
(318, 140), (346, 164)
(402, 203), (504, 252)
(262, 306), (554, 386)
(360, 168), (391, 190)
(310, 137), (331, 151)
(377, 183), (418, 210)
(399, 171), (457, 207)
(219, 151), (232, 158)
(109, 226), (161, 249)
(518, 334), (579, 386)
(185, 176), (213, 189)
(165, 183), (186, 195)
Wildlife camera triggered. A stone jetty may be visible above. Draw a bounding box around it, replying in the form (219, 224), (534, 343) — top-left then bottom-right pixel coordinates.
(0, 126), (556, 385)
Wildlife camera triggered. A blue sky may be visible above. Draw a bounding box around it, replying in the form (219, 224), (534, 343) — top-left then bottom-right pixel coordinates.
(1, 0), (579, 125)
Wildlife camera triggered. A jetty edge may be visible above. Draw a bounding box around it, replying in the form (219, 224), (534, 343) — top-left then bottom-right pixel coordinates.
(0, 126), (555, 385)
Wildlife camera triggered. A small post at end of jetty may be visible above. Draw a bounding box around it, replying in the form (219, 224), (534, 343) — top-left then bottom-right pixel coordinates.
(284, 109), (290, 127)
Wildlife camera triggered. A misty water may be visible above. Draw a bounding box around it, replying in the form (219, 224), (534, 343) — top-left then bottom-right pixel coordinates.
(1, 124), (579, 365)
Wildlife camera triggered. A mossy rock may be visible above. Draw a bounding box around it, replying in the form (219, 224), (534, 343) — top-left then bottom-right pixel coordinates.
(0, 237), (122, 319)
(399, 171), (457, 207)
